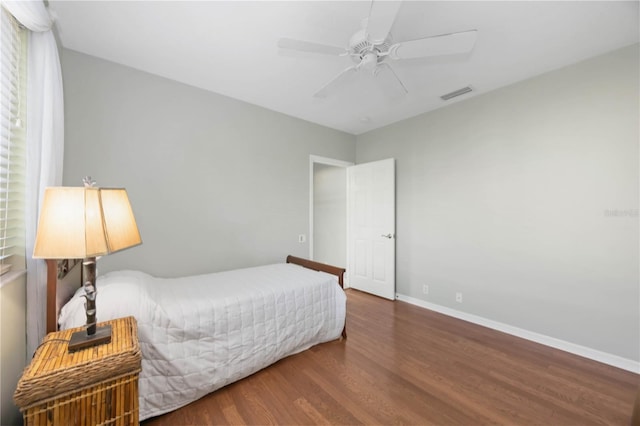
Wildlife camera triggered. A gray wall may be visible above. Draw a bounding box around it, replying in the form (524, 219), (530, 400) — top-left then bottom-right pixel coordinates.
(61, 44), (639, 362)
(356, 44), (639, 361)
(61, 49), (355, 277)
(0, 275), (26, 425)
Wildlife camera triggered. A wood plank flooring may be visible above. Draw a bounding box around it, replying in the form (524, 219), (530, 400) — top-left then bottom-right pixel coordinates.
(143, 289), (639, 425)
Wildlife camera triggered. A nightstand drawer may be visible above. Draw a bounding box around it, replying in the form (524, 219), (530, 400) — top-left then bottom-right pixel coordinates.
(14, 316), (141, 425)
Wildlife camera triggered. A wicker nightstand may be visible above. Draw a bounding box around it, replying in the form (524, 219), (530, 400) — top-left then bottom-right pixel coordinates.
(14, 316), (142, 425)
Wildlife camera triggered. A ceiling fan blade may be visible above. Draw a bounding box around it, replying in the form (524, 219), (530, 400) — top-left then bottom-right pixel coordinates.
(277, 38), (347, 56)
(389, 29), (478, 60)
(366, 0), (402, 44)
(374, 63), (407, 98)
(313, 66), (359, 98)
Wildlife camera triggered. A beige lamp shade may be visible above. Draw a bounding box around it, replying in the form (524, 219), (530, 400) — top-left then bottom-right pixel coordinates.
(33, 187), (142, 259)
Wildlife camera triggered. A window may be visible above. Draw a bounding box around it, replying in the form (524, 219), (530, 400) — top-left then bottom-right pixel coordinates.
(0, 7), (26, 278)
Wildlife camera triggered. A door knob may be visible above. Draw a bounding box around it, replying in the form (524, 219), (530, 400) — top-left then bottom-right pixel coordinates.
(381, 233), (394, 239)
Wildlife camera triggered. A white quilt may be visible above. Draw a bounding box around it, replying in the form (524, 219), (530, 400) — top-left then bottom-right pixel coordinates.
(58, 263), (346, 420)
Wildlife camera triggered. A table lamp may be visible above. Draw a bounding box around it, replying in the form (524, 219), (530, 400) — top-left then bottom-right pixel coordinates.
(33, 177), (141, 351)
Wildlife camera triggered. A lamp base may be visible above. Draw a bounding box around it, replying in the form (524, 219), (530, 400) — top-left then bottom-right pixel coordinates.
(67, 325), (112, 352)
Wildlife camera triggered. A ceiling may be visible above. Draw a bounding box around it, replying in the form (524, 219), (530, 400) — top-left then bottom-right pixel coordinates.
(48, 1), (639, 135)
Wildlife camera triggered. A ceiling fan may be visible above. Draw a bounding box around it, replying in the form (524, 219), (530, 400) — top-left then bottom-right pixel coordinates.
(278, 1), (477, 98)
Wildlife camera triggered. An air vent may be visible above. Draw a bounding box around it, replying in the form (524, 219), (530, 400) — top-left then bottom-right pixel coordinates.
(440, 86), (473, 101)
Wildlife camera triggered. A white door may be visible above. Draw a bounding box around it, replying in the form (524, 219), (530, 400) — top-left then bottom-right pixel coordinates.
(348, 158), (395, 300)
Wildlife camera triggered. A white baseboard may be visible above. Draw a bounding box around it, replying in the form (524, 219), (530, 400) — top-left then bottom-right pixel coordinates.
(395, 293), (640, 374)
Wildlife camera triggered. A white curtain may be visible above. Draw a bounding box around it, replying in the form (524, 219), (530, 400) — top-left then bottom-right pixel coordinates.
(1, 0), (64, 357)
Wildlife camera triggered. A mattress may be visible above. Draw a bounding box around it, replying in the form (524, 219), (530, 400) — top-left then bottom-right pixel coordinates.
(58, 262), (347, 420)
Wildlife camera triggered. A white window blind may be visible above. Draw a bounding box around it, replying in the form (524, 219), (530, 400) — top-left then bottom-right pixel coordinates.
(0, 7), (26, 278)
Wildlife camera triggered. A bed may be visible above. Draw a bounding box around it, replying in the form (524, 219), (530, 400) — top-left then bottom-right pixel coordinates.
(46, 255), (347, 420)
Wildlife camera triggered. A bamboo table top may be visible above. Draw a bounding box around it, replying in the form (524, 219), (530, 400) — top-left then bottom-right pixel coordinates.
(14, 316), (141, 408)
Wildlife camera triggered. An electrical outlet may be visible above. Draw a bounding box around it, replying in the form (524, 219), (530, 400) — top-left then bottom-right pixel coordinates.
(455, 292), (463, 303)
(298, 234), (306, 243)
(422, 284), (429, 295)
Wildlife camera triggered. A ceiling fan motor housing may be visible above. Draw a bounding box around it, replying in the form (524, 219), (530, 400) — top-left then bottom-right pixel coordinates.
(349, 28), (392, 65)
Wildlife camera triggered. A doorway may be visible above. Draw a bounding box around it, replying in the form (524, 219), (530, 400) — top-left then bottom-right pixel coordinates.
(309, 156), (352, 272)
(310, 156), (395, 298)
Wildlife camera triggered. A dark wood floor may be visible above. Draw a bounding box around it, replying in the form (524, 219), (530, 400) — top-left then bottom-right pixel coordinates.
(143, 289), (639, 425)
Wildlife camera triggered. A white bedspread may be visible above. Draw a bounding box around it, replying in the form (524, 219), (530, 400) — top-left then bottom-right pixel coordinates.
(58, 263), (346, 420)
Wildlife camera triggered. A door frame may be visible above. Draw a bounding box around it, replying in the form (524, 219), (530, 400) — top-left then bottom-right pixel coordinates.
(309, 155), (353, 283)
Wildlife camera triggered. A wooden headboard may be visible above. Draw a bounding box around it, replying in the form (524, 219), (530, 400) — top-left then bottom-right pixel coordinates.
(286, 255), (345, 288)
(45, 259), (83, 333)
(46, 255), (346, 335)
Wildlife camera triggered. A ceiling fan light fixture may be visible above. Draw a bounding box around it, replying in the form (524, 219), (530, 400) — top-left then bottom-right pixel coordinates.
(440, 86), (473, 101)
(361, 52), (379, 71)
